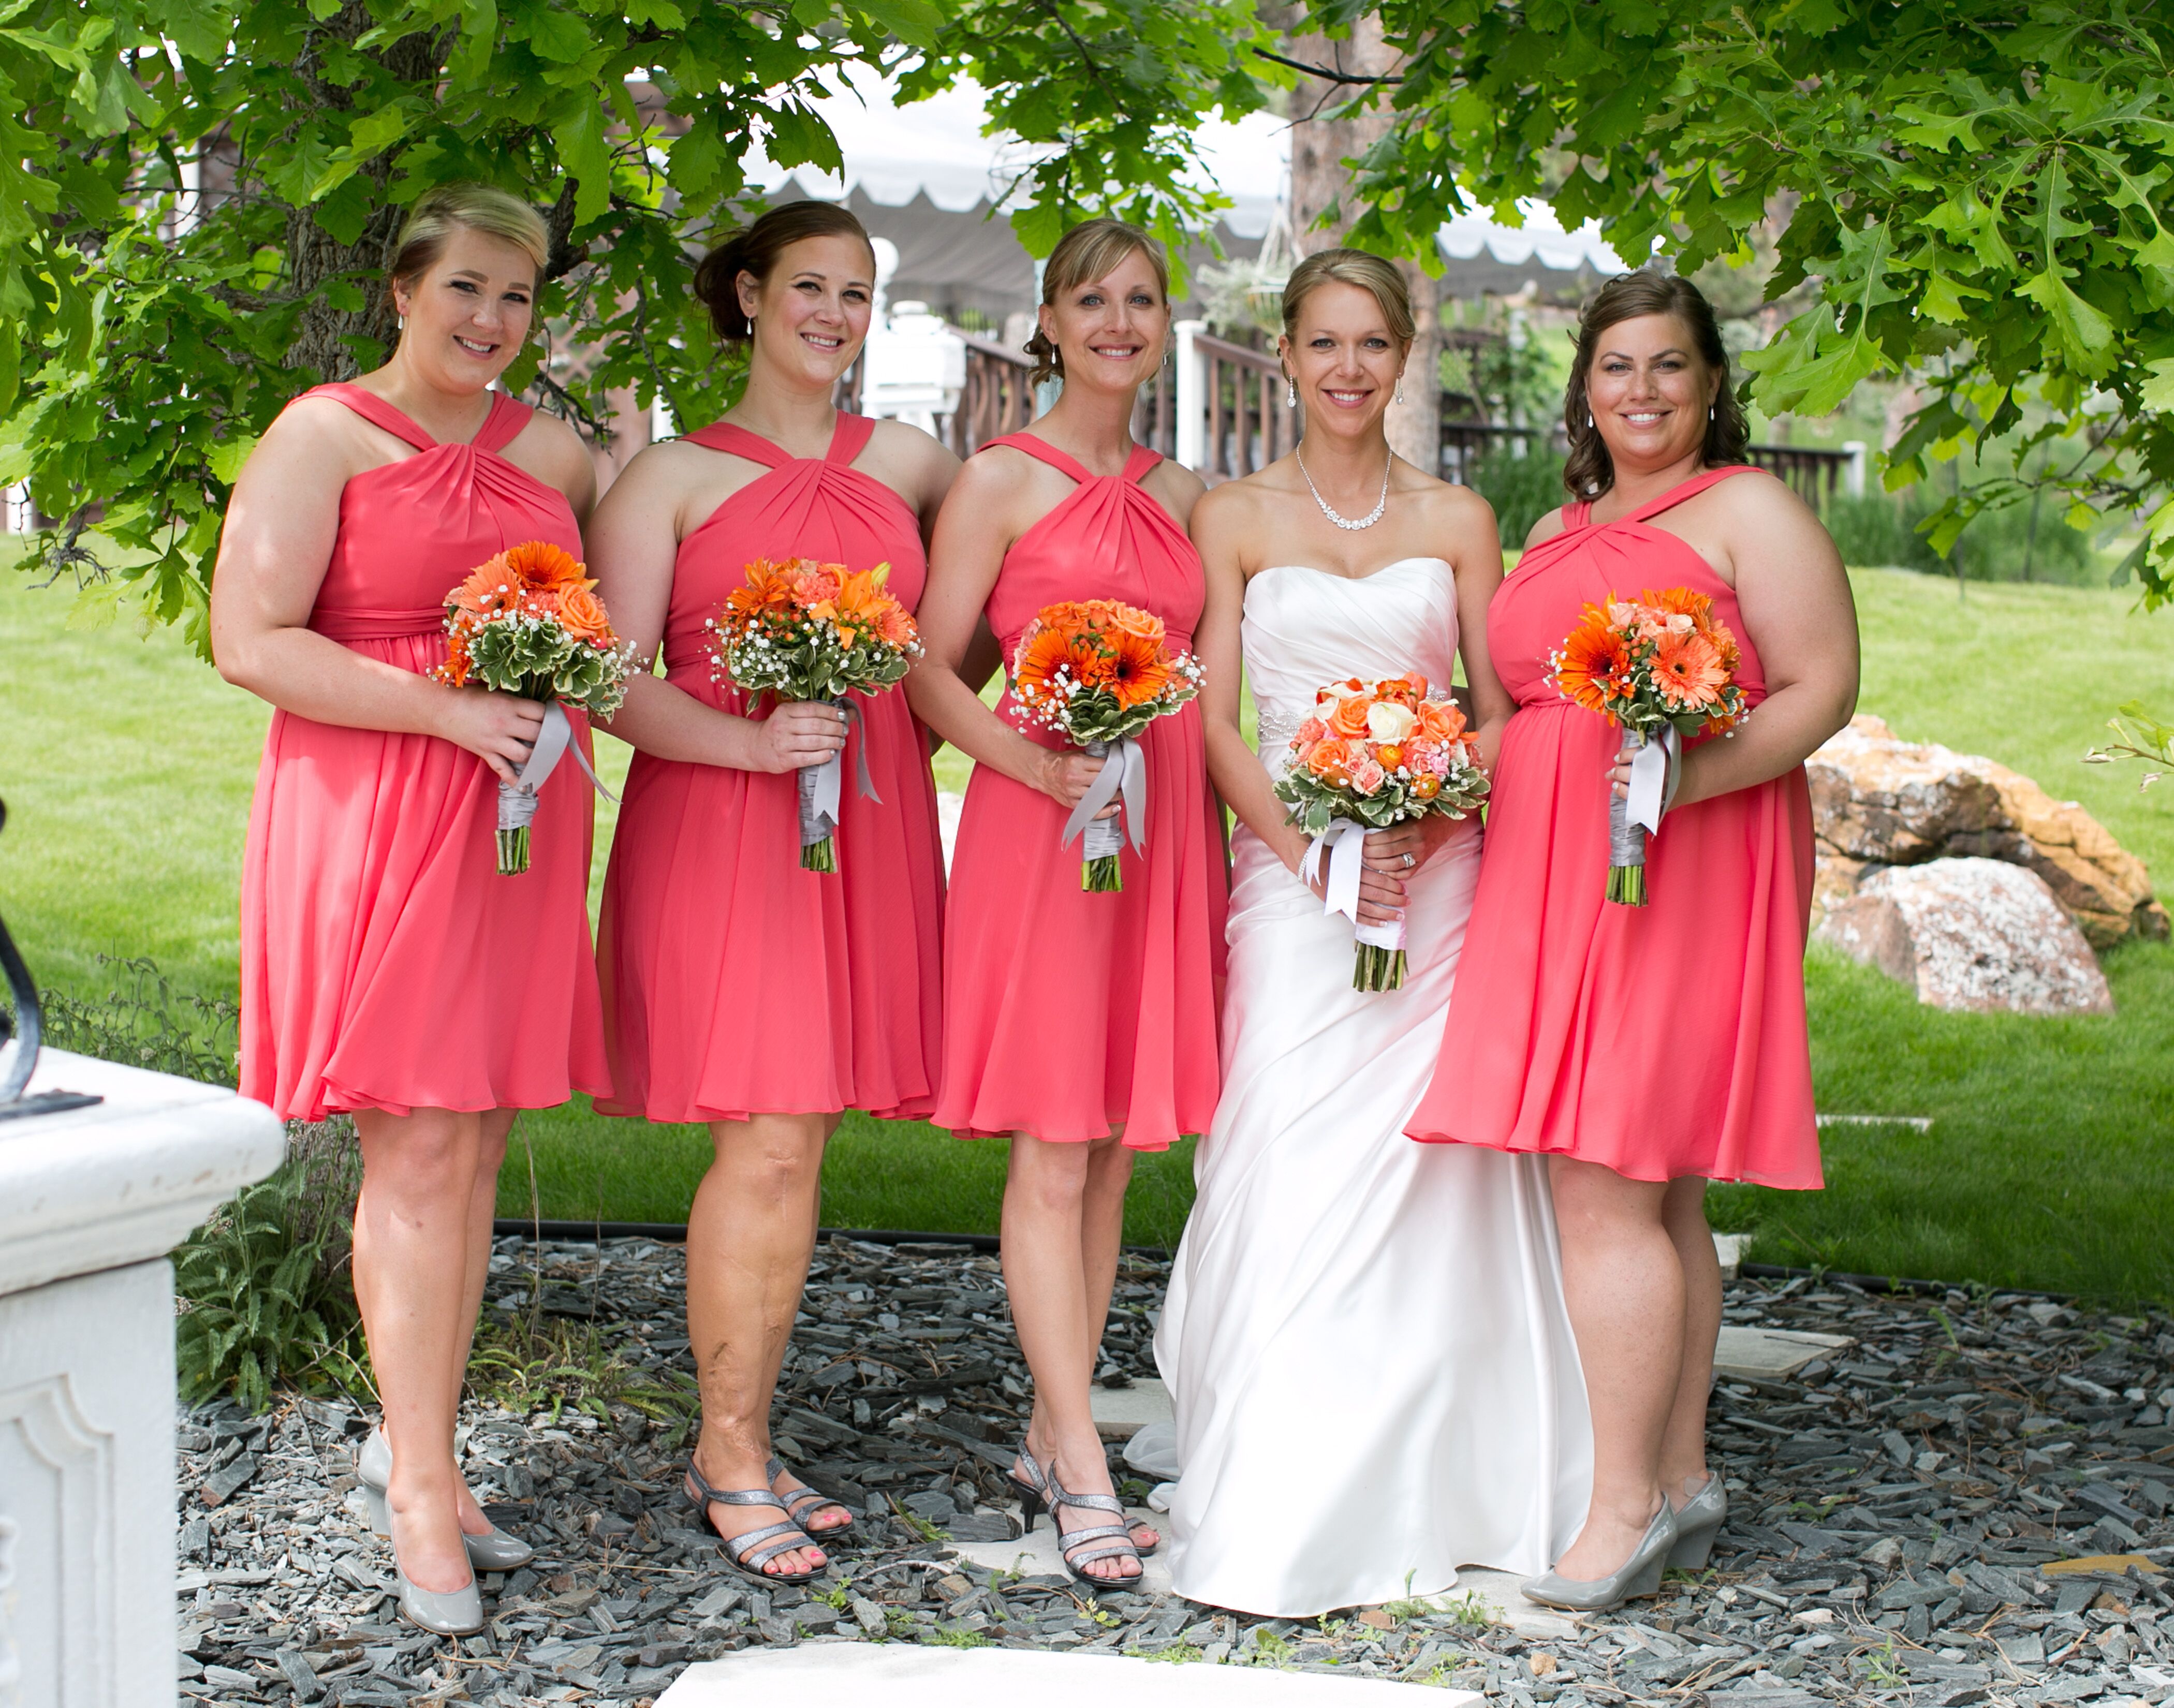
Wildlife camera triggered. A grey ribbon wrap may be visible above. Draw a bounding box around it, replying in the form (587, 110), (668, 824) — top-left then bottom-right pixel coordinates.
(1300, 817), (1405, 953)
(798, 698), (883, 850)
(497, 700), (617, 838)
(1608, 724), (1682, 867)
(1062, 736), (1148, 861)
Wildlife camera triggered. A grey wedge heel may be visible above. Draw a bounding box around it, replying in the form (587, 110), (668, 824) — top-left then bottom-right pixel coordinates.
(1666, 1473), (1728, 1569)
(359, 1425), (536, 1571)
(1521, 1503), (1679, 1613)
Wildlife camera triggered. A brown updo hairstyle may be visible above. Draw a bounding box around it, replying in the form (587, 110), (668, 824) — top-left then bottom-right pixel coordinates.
(385, 182), (550, 312)
(1023, 217), (1171, 386)
(1280, 248), (1416, 350)
(1563, 270), (1749, 499)
(692, 200), (878, 344)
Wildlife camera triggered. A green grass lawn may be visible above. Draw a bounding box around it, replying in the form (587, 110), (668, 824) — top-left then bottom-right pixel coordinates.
(4, 560), (2170, 1292)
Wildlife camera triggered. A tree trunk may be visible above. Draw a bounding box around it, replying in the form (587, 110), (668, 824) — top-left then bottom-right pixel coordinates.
(1287, 19), (1441, 477)
(279, 9), (440, 381)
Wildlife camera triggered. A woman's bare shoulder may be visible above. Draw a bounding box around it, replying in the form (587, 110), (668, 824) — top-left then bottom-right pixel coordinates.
(1523, 505), (1570, 550)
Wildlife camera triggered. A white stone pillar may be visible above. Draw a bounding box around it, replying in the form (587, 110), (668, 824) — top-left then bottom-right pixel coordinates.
(1842, 440), (1867, 499)
(0, 1048), (283, 1708)
(1174, 319), (1207, 475)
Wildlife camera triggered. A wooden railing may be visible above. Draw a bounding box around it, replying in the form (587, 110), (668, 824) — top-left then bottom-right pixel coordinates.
(1187, 331), (1299, 484)
(1438, 411), (1861, 511)
(941, 336), (1038, 458)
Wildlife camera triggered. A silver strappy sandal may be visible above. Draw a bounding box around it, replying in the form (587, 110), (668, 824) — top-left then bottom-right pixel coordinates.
(1010, 1446), (1158, 1557)
(684, 1460), (819, 1586)
(1032, 1453), (1143, 1587)
(766, 1454), (856, 1540)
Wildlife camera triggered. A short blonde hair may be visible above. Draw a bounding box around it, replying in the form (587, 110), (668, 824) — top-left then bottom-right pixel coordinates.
(1024, 218), (1171, 385)
(387, 183), (550, 300)
(1281, 248), (1415, 349)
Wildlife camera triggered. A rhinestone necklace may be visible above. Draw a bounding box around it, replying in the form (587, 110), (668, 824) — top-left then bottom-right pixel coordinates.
(1295, 446), (1391, 531)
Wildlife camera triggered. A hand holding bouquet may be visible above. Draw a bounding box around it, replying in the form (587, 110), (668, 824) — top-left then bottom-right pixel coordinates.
(1551, 586), (1749, 906)
(1010, 599), (1203, 891)
(707, 556), (922, 872)
(437, 540), (635, 875)
(1273, 674), (1490, 991)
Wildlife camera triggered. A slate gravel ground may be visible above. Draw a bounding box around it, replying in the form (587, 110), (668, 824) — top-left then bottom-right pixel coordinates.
(177, 1236), (2174, 1705)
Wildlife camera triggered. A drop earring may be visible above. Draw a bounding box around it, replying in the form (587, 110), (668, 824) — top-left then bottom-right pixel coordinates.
(1587, 413), (1595, 429)
(1709, 405), (1716, 421)
(1285, 374), (1297, 408)
(1394, 375), (1405, 406)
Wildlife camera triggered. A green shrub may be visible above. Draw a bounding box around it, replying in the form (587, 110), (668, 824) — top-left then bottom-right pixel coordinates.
(1466, 445), (1568, 547)
(36, 953), (239, 1085)
(1824, 487), (2099, 584)
(173, 1116), (366, 1412)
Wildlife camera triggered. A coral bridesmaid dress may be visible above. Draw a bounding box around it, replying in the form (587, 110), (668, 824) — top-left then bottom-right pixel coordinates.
(239, 382), (608, 1122)
(933, 435), (1226, 1151)
(596, 414), (946, 1123)
(1407, 467), (1822, 1188)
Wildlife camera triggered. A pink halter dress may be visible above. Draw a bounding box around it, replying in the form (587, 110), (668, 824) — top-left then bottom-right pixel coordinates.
(933, 434), (1227, 1151)
(595, 414), (947, 1123)
(238, 382), (609, 1121)
(1407, 468), (1822, 1188)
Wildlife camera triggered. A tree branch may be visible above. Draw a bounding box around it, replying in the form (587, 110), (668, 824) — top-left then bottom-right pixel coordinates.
(1255, 46), (1401, 84)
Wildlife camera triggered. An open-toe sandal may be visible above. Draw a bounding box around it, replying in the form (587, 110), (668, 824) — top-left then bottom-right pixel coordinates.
(767, 1453), (856, 1540)
(684, 1460), (818, 1587)
(1041, 1457), (1144, 1589)
(1011, 1445), (1158, 1558)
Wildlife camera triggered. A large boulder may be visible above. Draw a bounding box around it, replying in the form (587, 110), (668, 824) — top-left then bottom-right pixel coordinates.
(1808, 715), (2166, 948)
(1816, 858), (2114, 1015)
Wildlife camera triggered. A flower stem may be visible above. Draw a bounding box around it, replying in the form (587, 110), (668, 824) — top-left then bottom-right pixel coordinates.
(1606, 863), (1648, 906)
(802, 835), (838, 874)
(496, 827), (531, 877)
(1082, 855), (1123, 892)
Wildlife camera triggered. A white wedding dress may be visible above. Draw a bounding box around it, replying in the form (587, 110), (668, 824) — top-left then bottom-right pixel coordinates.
(1154, 558), (1593, 1617)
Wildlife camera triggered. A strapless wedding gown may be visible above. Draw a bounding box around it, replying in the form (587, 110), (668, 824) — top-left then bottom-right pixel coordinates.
(1154, 558), (1593, 1617)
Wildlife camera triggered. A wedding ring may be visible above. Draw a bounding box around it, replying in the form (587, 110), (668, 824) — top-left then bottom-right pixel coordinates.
(1401, 852), (1416, 870)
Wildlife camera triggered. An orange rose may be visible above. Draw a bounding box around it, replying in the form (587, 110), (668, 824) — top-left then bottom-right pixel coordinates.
(558, 584), (613, 644)
(1105, 602), (1166, 644)
(1305, 737), (1356, 785)
(1373, 672), (1428, 708)
(1327, 694), (1374, 738)
(1415, 698), (1468, 744)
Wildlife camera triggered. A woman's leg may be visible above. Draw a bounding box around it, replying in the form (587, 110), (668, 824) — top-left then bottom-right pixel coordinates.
(1078, 1137), (1157, 1550)
(351, 1108), (492, 1593)
(1658, 1175), (1721, 1504)
(1004, 1132), (1139, 1582)
(1547, 1155), (1680, 1580)
(447, 1110), (515, 1535)
(684, 1112), (831, 1578)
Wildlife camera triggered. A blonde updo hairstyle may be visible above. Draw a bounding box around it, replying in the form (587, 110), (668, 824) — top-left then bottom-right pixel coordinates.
(1279, 248), (1416, 352)
(386, 182), (550, 311)
(1023, 217), (1172, 386)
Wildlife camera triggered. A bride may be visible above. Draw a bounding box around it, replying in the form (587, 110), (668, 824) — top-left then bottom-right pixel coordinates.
(1154, 251), (1593, 1616)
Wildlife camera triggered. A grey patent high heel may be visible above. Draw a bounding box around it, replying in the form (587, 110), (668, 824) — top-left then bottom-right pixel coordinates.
(359, 1425), (536, 1571)
(1521, 1502), (1679, 1612)
(1666, 1472), (1728, 1569)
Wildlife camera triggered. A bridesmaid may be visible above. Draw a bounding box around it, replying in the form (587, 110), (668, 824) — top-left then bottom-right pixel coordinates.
(907, 217), (1227, 1585)
(213, 183), (607, 1634)
(587, 201), (957, 1583)
(1406, 271), (1859, 1610)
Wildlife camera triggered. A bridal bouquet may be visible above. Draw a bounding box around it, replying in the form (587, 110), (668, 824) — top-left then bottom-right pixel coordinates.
(707, 556), (921, 872)
(437, 540), (635, 875)
(1010, 599), (1202, 891)
(1274, 673), (1490, 990)
(1551, 587), (1749, 906)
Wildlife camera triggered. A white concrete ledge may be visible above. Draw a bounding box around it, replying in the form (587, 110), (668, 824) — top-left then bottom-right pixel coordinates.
(0, 1047), (285, 1295)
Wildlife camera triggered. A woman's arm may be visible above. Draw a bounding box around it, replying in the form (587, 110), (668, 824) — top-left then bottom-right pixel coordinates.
(585, 446), (846, 774)
(209, 400), (546, 784)
(1642, 477), (1858, 808)
(903, 450), (1108, 809)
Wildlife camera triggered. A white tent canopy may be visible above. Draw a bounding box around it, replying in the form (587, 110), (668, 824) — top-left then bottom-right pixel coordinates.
(743, 71), (1629, 321)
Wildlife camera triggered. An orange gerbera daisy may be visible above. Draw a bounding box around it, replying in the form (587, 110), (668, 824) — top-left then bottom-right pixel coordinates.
(1649, 628), (1728, 711)
(1645, 584), (1741, 671)
(1107, 626), (1177, 710)
(1015, 624), (1109, 697)
(1554, 606), (1634, 715)
(449, 555), (518, 619)
(504, 539), (587, 589)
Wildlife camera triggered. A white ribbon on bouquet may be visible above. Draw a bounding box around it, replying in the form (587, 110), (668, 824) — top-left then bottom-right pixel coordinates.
(1624, 722), (1683, 837)
(799, 699), (883, 851)
(1300, 817), (1405, 954)
(498, 700), (617, 841)
(1061, 735), (1148, 865)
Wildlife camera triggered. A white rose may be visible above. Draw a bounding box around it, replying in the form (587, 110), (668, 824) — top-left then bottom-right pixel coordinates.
(1367, 701), (1418, 742)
